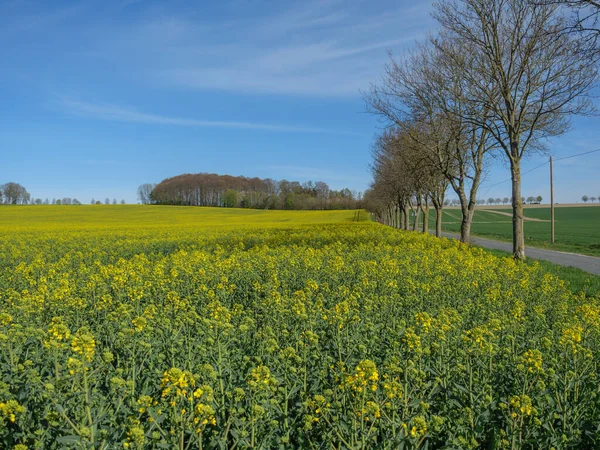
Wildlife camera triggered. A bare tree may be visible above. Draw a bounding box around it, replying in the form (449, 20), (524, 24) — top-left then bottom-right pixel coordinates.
(0, 182), (30, 204)
(137, 183), (155, 205)
(366, 39), (496, 242)
(537, 0), (600, 48)
(370, 130), (416, 230)
(369, 127), (450, 235)
(434, 0), (599, 259)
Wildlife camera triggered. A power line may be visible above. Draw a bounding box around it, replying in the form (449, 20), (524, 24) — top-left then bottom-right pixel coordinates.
(478, 147), (600, 197)
(553, 147), (600, 161)
(479, 161), (549, 197)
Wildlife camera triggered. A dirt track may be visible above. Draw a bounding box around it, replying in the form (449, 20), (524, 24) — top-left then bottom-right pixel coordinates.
(479, 209), (550, 222)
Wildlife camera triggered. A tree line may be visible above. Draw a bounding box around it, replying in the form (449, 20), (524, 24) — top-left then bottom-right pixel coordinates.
(443, 196), (544, 206)
(582, 195), (600, 203)
(363, 0), (599, 260)
(0, 182), (126, 205)
(90, 198), (127, 205)
(140, 173), (362, 210)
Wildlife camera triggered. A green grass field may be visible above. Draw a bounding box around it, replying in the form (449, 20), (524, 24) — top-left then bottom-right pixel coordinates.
(428, 206), (600, 257)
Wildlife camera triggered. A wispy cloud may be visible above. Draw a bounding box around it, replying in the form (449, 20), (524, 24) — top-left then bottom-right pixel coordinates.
(58, 97), (361, 134)
(1, 1), (434, 96)
(69, 0), (434, 97)
(156, 2), (433, 96)
(164, 36), (419, 96)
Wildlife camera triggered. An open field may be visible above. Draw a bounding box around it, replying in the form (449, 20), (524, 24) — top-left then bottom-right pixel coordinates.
(446, 203), (600, 209)
(428, 206), (600, 257)
(0, 205), (367, 231)
(2, 206), (600, 448)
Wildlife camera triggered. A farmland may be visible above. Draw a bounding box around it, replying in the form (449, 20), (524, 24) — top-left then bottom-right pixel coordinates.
(2, 206), (600, 448)
(429, 206), (600, 257)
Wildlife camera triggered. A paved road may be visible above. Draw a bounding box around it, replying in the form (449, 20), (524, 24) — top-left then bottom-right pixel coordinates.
(440, 232), (600, 276)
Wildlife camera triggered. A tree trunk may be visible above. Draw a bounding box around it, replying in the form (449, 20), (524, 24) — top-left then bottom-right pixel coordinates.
(460, 203), (471, 242)
(399, 203), (405, 229)
(458, 191), (474, 243)
(432, 200), (443, 238)
(403, 207), (409, 230)
(511, 160), (526, 260)
(412, 201), (419, 232)
(422, 202), (429, 234)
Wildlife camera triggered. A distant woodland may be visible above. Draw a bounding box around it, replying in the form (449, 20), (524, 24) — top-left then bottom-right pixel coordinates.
(143, 173), (362, 210)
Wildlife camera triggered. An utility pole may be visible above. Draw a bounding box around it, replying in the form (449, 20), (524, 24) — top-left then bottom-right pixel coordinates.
(550, 156), (555, 243)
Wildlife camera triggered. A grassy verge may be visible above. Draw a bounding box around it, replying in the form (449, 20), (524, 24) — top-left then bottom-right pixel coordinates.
(460, 230), (600, 258)
(485, 248), (600, 297)
(464, 227), (600, 257)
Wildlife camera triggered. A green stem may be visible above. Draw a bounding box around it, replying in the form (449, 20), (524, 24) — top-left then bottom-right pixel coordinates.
(83, 361), (95, 444)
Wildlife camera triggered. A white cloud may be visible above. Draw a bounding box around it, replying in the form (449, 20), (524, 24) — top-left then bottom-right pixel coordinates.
(159, 2), (432, 96)
(58, 97), (362, 134)
(76, 0), (435, 96)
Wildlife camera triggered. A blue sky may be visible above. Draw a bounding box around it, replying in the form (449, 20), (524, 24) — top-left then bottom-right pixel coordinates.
(0, 0), (598, 203)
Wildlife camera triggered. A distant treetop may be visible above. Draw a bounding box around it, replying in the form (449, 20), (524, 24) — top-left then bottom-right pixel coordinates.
(147, 173), (361, 210)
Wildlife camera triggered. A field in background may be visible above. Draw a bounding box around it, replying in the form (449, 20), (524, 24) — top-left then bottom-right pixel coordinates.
(428, 206), (600, 257)
(0, 205), (369, 232)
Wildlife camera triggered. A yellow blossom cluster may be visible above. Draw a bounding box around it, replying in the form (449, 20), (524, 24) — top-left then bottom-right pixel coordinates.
(0, 400), (26, 424)
(508, 395), (535, 418)
(342, 359), (379, 393)
(161, 367), (196, 399)
(247, 365), (277, 393)
(521, 349), (543, 373)
(71, 328), (96, 362)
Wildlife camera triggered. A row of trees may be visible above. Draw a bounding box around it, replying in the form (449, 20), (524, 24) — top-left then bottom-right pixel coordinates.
(90, 198), (126, 205)
(37, 198), (83, 205)
(363, 0), (599, 259)
(0, 182), (128, 205)
(582, 195), (600, 202)
(444, 196), (543, 206)
(2, 196), (128, 205)
(142, 174), (362, 210)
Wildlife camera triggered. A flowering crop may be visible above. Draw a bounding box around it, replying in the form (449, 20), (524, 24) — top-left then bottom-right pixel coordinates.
(1, 206), (599, 449)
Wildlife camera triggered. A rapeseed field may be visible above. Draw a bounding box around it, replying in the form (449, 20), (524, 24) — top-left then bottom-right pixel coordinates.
(1, 206), (599, 449)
